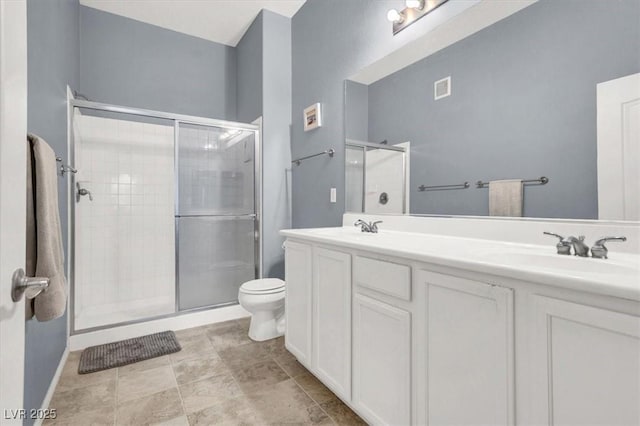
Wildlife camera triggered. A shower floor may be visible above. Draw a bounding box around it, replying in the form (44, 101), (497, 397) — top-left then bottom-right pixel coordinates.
(75, 296), (175, 331)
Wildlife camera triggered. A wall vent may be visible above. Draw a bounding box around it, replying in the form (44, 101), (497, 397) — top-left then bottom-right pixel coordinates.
(434, 76), (451, 100)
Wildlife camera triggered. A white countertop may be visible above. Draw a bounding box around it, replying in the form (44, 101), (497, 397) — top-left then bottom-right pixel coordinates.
(280, 227), (640, 302)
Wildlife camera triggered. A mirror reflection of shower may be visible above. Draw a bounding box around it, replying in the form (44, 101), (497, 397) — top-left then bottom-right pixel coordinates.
(345, 140), (409, 214)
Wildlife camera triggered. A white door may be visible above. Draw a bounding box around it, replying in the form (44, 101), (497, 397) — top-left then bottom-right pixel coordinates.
(284, 240), (312, 366)
(0, 0), (28, 423)
(531, 295), (640, 425)
(352, 293), (411, 425)
(312, 247), (351, 401)
(421, 270), (514, 426)
(597, 73), (640, 220)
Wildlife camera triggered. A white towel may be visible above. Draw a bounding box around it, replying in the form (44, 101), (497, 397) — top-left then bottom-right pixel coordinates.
(26, 134), (67, 321)
(488, 179), (523, 217)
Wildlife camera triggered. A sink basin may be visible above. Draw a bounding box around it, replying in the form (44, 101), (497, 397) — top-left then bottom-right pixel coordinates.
(305, 227), (377, 237)
(494, 252), (639, 276)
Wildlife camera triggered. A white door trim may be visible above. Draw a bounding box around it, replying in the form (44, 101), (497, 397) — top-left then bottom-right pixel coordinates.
(0, 0), (28, 422)
(597, 72), (640, 220)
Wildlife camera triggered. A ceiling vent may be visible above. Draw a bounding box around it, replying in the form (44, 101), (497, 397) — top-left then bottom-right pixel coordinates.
(434, 76), (451, 100)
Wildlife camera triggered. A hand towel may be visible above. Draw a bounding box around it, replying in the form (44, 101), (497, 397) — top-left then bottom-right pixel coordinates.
(25, 138), (36, 319)
(26, 134), (67, 321)
(488, 179), (523, 217)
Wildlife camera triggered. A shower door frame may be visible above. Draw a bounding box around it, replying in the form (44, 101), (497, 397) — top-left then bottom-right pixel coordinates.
(68, 98), (262, 335)
(345, 139), (408, 214)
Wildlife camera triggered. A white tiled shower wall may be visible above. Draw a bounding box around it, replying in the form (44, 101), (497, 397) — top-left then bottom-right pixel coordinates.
(346, 142), (409, 214)
(73, 112), (175, 330)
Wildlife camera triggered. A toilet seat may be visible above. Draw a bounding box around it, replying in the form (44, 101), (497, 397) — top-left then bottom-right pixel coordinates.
(240, 278), (285, 295)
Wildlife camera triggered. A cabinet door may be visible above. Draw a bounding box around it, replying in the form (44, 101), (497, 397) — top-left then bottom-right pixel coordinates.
(531, 295), (640, 425)
(421, 271), (514, 426)
(353, 293), (411, 425)
(284, 241), (312, 366)
(313, 247), (352, 400)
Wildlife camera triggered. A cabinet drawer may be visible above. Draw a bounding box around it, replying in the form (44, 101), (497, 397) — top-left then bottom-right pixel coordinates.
(354, 256), (411, 301)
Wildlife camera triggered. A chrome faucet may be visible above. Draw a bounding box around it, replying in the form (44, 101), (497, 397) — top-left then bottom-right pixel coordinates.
(590, 236), (627, 259)
(543, 232), (572, 255)
(565, 235), (590, 257)
(354, 219), (382, 233)
(544, 232), (590, 256)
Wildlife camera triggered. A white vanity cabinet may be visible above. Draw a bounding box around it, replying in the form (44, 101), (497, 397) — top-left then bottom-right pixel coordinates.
(419, 270), (515, 426)
(530, 295), (640, 425)
(352, 294), (411, 425)
(312, 247), (352, 400)
(284, 240), (313, 364)
(352, 256), (412, 425)
(282, 231), (640, 426)
(284, 241), (353, 400)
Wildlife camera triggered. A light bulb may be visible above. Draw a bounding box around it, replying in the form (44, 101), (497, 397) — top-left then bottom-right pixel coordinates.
(406, 0), (423, 8)
(386, 9), (404, 23)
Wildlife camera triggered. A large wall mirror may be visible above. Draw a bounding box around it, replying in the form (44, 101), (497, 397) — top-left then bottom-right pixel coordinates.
(344, 0), (639, 221)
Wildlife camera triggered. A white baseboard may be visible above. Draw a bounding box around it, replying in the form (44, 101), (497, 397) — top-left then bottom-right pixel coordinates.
(69, 304), (250, 351)
(34, 346), (69, 426)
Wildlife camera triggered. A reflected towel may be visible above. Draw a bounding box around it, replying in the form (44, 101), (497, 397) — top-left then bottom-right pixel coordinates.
(488, 179), (523, 217)
(26, 134), (67, 321)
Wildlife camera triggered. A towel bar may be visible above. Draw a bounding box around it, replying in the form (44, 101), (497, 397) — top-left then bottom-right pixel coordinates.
(418, 182), (469, 191)
(292, 148), (335, 166)
(476, 176), (548, 188)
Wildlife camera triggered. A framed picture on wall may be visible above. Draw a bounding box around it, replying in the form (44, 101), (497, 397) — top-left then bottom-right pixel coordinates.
(303, 103), (322, 131)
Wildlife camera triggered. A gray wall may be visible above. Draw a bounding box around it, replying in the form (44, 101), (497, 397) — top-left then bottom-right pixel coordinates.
(237, 13), (263, 123)
(345, 81), (369, 142)
(292, 0), (640, 226)
(366, 0), (640, 219)
(79, 5), (237, 120)
(291, 0), (432, 228)
(25, 0), (79, 423)
(237, 10), (293, 279)
(261, 11), (292, 278)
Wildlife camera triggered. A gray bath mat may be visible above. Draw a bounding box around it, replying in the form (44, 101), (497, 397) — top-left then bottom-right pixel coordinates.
(78, 330), (181, 374)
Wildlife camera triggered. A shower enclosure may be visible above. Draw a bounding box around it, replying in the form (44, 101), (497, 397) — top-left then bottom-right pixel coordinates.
(70, 100), (260, 333)
(345, 139), (409, 214)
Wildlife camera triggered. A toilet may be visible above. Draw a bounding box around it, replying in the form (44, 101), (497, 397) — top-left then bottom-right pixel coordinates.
(238, 278), (285, 341)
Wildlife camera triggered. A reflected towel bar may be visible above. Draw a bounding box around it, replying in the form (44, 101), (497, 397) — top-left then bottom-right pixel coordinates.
(418, 182), (469, 191)
(56, 157), (77, 177)
(292, 148), (335, 166)
(476, 176), (549, 188)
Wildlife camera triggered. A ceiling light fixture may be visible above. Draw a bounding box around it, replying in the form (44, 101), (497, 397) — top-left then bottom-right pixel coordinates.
(406, 0), (424, 10)
(389, 0), (449, 35)
(386, 9), (404, 24)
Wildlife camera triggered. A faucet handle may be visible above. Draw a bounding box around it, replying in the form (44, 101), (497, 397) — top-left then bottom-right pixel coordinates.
(591, 236), (627, 259)
(354, 219), (369, 232)
(543, 232), (564, 240)
(594, 236), (627, 246)
(370, 221), (383, 233)
(543, 232), (572, 255)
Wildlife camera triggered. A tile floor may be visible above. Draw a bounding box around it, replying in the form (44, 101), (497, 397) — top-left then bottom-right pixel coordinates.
(45, 318), (366, 425)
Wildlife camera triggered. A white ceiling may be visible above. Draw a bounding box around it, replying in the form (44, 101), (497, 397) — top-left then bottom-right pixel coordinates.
(79, 0), (306, 46)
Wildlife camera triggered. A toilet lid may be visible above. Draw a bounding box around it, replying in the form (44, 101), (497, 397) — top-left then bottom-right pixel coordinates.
(241, 278), (285, 293)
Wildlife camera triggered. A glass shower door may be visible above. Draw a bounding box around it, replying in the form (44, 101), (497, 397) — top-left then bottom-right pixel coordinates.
(72, 108), (176, 331)
(176, 123), (257, 310)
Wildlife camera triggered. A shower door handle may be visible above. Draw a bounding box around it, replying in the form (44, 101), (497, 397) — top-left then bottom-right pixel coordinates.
(76, 182), (93, 202)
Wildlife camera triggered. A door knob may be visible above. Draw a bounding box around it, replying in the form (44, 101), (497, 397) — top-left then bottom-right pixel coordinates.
(11, 268), (49, 302)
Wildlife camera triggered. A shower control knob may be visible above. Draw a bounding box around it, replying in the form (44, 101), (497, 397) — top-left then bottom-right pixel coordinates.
(76, 182), (93, 202)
